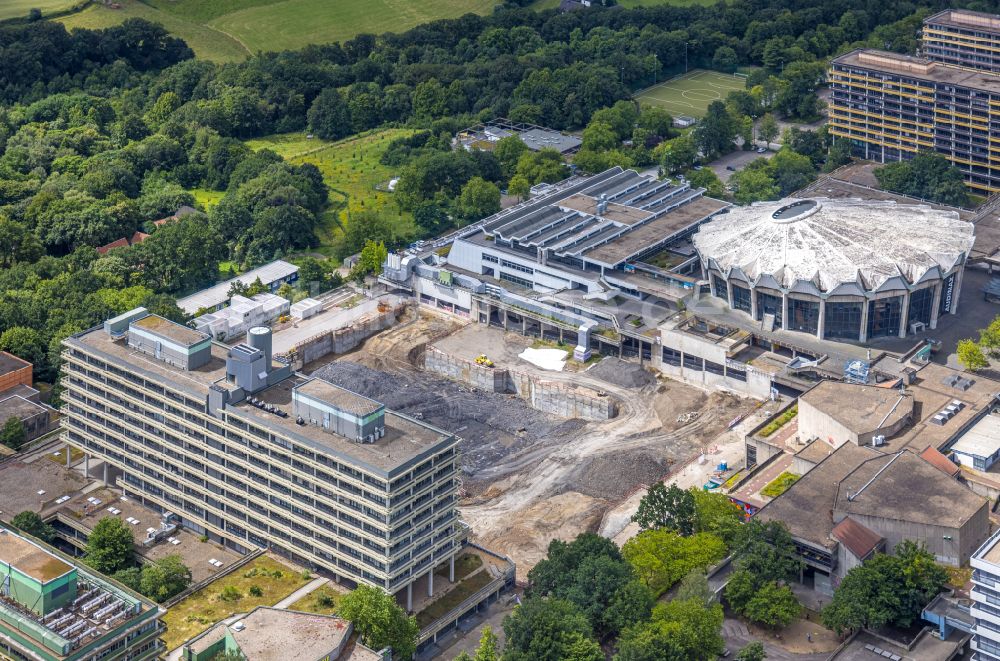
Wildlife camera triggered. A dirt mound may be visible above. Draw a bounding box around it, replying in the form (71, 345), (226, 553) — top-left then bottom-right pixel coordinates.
(569, 450), (674, 500)
(585, 357), (657, 389)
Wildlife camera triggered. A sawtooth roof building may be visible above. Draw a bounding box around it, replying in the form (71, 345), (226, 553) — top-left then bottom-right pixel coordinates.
(694, 198), (975, 341)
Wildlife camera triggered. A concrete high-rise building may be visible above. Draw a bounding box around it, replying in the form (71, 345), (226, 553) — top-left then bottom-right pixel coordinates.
(60, 308), (463, 610)
(828, 48), (1000, 195)
(924, 9), (1000, 72)
(971, 529), (1000, 659)
(0, 524), (163, 661)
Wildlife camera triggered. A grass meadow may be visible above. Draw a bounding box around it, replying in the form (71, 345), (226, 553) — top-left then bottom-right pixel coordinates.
(55, 0), (495, 61)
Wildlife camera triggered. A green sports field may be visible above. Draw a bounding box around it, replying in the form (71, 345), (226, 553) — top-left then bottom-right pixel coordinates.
(634, 69), (748, 118)
(56, 0), (495, 62)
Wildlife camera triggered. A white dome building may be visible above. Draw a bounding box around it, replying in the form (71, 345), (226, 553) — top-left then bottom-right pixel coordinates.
(692, 198), (975, 342)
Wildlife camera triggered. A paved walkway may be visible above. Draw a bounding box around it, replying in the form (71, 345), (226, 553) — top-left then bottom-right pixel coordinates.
(273, 576), (330, 609)
(722, 619), (830, 660)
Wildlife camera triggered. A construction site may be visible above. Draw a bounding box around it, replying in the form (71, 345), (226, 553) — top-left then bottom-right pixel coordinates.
(307, 306), (762, 576)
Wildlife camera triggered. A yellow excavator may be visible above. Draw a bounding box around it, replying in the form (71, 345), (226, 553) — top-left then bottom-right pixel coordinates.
(474, 354), (494, 368)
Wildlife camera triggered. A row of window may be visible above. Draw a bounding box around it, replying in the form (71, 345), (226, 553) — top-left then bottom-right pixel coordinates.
(64, 403), (454, 558)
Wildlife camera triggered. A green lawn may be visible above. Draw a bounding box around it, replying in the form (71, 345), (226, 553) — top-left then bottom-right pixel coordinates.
(287, 584), (344, 615)
(57, 0), (249, 62)
(55, 0), (494, 60)
(160, 556), (309, 651)
(191, 188), (225, 211)
(247, 128), (418, 248)
(0, 0), (82, 21)
(634, 69), (748, 118)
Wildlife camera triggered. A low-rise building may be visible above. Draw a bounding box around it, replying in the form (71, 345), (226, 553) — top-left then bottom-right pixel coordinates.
(192, 293), (290, 341)
(0, 351), (32, 392)
(177, 261), (299, 315)
(755, 442), (990, 594)
(0, 524), (164, 661)
(180, 606), (384, 661)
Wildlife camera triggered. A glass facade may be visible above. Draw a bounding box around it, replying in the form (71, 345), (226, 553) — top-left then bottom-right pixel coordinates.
(908, 286), (934, 327)
(825, 302), (862, 340)
(756, 291), (782, 326)
(731, 284), (752, 314)
(712, 274), (728, 302)
(788, 298), (820, 334)
(868, 296), (903, 338)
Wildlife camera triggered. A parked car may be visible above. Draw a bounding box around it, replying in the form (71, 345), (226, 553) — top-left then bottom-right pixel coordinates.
(756, 146), (767, 153)
(726, 165), (736, 171)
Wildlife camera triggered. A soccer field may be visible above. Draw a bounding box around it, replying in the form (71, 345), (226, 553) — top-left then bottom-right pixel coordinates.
(635, 70), (748, 118)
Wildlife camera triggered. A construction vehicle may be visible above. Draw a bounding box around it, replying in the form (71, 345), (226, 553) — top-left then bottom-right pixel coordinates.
(474, 354), (494, 368)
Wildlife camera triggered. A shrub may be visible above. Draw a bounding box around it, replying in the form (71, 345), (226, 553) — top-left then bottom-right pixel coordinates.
(219, 586), (242, 602)
(248, 585), (263, 597)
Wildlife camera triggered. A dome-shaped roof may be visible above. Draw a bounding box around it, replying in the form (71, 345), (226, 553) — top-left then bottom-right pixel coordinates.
(692, 198), (975, 292)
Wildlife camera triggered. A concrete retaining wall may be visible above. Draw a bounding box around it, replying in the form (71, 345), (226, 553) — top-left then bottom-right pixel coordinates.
(424, 347), (616, 420)
(287, 306), (402, 368)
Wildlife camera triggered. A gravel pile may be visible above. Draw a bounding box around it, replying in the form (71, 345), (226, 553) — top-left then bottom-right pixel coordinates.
(569, 450), (674, 500)
(310, 361), (584, 475)
(586, 357), (657, 389)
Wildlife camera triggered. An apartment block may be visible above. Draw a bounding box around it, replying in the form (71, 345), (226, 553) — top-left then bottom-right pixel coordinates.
(828, 49), (1000, 195)
(924, 9), (1000, 72)
(0, 524), (163, 661)
(60, 307), (463, 609)
(972, 529), (1000, 660)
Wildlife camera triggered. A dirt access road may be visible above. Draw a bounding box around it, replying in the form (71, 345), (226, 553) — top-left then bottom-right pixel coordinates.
(320, 313), (757, 579)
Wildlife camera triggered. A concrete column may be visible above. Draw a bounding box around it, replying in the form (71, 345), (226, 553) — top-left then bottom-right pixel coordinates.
(780, 294), (789, 331)
(559, 328), (564, 343)
(816, 298), (826, 340)
(859, 298), (870, 342)
(951, 267), (965, 315)
(407, 583), (412, 612)
(65, 446), (70, 467)
(522, 317), (526, 335)
(750, 287), (758, 321)
(726, 279), (734, 307)
(930, 283), (943, 330)
(503, 309), (509, 330)
(84, 453), (89, 478)
(428, 569), (434, 597)
(102, 462), (108, 486)
(899, 290), (910, 339)
(449, 555), (455, 583)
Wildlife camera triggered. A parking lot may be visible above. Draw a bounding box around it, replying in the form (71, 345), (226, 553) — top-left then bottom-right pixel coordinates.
(710, 148), (776, 183)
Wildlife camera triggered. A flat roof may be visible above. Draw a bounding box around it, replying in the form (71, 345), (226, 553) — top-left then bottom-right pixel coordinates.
(518, 127), (581, 153)
(187, 607), (380, 661)
(0, 351), (30, 376)
(951, 413), (1000, 458)
(0, 394), (45, 420)
(795, 438), (835, 465)
(236, 376), (454, 476)
(131, 314), (209, 347)
(925, 8), (1000, 34)
(177, 260), (298, 314)
(71, 325), (230, 396)
(0, 529), (73, 583)
(585, 196), (729, 265)
(799, 381), (914, 435)
(295, 379), (383, 417)
(833, 48), (1000, 94)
